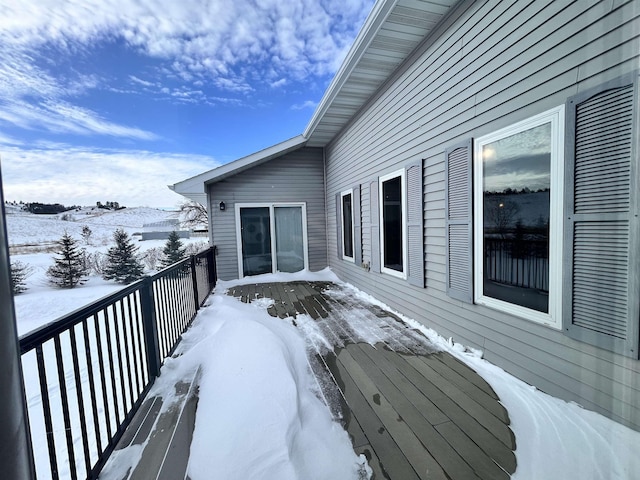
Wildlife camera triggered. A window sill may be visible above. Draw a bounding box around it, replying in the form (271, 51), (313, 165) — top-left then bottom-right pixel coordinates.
(475, 295), (561, 330)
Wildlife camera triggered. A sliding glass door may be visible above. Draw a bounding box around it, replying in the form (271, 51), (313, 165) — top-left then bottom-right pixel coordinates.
(237, 203), (308, 277)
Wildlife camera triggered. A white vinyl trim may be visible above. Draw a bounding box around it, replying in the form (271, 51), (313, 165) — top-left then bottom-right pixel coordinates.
(379, 168), (407, 280)
(341, 189), (355, 262)
(473, 105), (564, 329)
(234, 202), (309, 279)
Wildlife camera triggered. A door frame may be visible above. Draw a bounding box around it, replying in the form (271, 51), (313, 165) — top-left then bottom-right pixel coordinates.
(235, 202), (309, 278)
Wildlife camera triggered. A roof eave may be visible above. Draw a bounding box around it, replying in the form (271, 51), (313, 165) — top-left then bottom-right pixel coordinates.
(303, 0), (398, 139)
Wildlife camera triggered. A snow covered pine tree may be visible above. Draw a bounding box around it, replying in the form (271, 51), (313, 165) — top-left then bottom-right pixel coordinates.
(46, 232), (88, 288)
(102, 229), (145, 284)
(160, 231), (187, 268)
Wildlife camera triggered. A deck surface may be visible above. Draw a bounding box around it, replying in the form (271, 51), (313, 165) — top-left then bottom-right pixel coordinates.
(228, 281), (517, 480)
(105, 281), (516, 480)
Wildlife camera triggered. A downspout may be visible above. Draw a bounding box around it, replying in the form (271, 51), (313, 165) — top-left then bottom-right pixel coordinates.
(0, 163), (36, 479)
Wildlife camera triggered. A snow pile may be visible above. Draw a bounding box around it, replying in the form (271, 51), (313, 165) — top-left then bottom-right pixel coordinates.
(150, 293), (369, 480)
(451, 349), (640, 480)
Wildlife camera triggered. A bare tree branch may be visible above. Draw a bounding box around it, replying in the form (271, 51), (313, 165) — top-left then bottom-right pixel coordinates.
(178, 200), (208, 228)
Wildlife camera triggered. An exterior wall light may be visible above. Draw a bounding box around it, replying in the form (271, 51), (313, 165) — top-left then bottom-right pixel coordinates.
(219, 201), (226, 211)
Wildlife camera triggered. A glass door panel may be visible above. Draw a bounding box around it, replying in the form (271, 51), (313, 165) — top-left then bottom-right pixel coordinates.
(240, 207), (272, 276)
(274, 206), (304, 273)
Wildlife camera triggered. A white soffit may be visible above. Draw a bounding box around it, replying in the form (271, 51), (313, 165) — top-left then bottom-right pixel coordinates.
(304, 0), (459, 147)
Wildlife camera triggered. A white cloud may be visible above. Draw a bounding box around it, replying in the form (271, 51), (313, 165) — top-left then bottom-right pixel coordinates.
(291, 100), (317, 111)
(0, 48), (159, 140)
(0, 0), (374, 141)
(0, 0), (374, 90)
(0, 143), (219, 207)
(0, 99), (158, 140)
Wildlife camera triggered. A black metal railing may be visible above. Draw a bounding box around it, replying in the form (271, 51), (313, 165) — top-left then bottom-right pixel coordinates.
(19, 246), (217, 480)
(484, 238), (549, 292)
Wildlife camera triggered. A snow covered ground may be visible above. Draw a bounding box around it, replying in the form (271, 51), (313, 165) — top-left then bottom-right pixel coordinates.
(103, 270), (640, 480)
(6, 206), (207, 335)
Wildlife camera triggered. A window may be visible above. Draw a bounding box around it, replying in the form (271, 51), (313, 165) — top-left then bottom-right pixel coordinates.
(341, 190), (354, 261)
(379, 169), (406, 279)
(473, 106), (564, 328)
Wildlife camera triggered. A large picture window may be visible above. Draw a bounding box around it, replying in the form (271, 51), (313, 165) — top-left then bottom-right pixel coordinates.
(341, 190), (354, 261)
(474, 106), (564, 328)
(379, 169), (406, 279)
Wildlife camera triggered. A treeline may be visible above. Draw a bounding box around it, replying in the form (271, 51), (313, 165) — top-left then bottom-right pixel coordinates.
(96, 201), (125, 210)
(4, 200), (126, 213)
(25, 203), (80, 214)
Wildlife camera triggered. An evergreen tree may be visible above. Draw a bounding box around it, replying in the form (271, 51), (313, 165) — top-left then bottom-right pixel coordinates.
(103, 229), (145, 284)
(46, 233), (88, 288)
(161, 231), (187, 268)
(11, 261), (34, 294)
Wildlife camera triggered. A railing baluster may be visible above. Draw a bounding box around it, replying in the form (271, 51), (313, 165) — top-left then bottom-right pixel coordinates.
(131, 292), (147, 388)
(102, 306), (121, 426)
(111, 303), (128, 415)
(190, 255), (199, 313)
(93, 313), (112, 441)
(53, 335), (78, 480)
(36, 344), (59, 480)
(69, 326), (92, 478)
(82, 319), (103, 456)
(125, 294), (141, 397)
(119, 299), (135, 410)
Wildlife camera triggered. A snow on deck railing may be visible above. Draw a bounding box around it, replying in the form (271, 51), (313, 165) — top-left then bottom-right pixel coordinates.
(19, 246), (217, 480)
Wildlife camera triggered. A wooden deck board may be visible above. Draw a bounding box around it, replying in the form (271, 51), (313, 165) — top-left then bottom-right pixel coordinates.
(346, 344), (483, 480)
(354, 344), (449, 426)
(338, 348), (449, 480)
(421, 354), (507, 421)
(329, 352), (424, 480)
(405, 355), (515, 449)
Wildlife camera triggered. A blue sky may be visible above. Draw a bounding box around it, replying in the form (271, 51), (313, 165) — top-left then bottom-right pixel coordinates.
(0, 0), (374, 208)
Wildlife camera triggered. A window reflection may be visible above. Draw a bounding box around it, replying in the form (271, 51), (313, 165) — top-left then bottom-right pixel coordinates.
(482, 123), (551, 313)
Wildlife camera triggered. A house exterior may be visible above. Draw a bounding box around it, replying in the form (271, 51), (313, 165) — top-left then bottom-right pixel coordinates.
(172, 0), (640, 431)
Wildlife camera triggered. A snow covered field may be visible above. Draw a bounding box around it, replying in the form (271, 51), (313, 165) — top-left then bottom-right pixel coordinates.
(6, 205), (207, 335)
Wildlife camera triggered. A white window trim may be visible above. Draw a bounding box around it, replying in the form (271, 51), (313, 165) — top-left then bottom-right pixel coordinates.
(473, 105), (564, 329)
(234, 202), (309, 279)
(379, 169), (407, 280)
(340, 189), (355, 262)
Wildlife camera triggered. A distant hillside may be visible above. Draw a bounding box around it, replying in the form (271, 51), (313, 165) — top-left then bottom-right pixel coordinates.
(6, 206), (178, 247)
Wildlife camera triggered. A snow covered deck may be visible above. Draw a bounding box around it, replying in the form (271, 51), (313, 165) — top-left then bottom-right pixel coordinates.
(104, 281), (516, 480)
(229, 281), (516, 480)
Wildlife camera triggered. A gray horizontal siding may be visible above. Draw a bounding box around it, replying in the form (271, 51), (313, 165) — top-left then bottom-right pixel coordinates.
(325, 0), (640, 430)
(208, 147), (326, 280)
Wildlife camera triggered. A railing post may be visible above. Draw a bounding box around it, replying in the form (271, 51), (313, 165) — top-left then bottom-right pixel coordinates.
(209, 246), (217, 288)
(0, 167), (36, 479)
(140, 277), (161, 379)
(190, 255), (200, 311)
